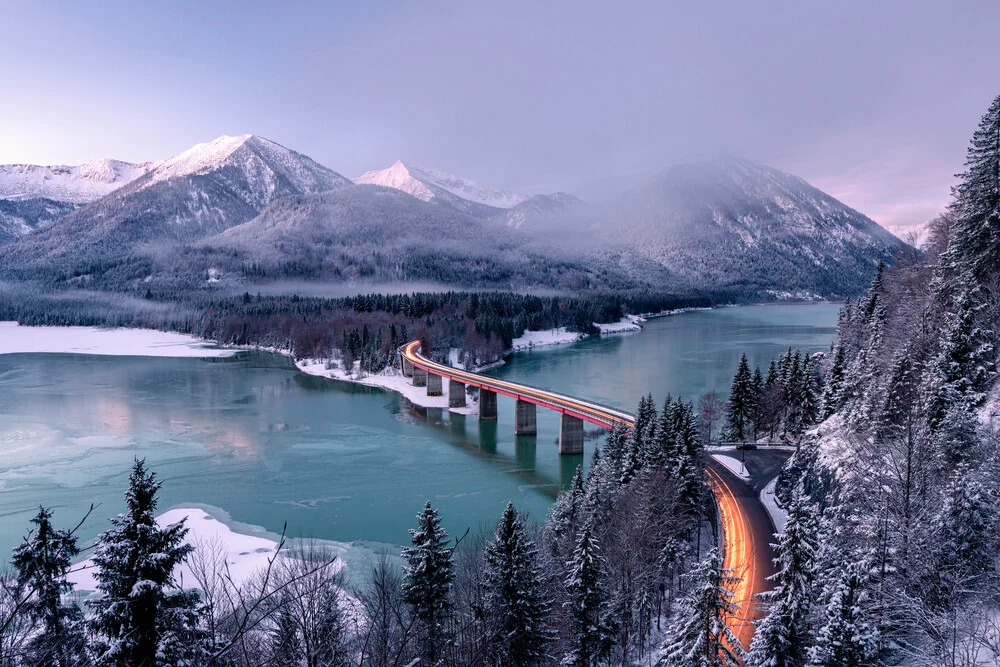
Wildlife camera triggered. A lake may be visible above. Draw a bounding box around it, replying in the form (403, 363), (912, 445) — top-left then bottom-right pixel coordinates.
(0, 303), (838, 559)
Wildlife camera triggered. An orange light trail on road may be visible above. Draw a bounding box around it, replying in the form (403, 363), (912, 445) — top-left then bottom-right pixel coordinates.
(402, 341), (763, 654)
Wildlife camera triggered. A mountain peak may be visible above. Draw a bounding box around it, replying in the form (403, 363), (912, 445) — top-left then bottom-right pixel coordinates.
(355, 160), (529, 211)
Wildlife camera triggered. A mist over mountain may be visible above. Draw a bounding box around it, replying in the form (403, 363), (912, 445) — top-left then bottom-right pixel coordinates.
(0, 135), (901, 299)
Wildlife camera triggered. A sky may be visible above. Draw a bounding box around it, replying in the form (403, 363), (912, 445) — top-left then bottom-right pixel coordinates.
(1, 1), (998, 236)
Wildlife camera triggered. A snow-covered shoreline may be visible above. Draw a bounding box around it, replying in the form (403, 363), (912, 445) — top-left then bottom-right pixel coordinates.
(0, 321), (235, 357)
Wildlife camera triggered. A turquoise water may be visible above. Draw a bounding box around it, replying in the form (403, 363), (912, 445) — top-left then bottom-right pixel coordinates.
(0, 303), (838, 558)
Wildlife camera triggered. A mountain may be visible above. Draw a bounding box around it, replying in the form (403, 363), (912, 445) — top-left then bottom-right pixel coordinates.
(0, 159), (156, 204)
(180, 184), (630, 290)
(356, 161), (528, 217)
(1, 135), (351, 274)
(0, 198), (77, 243)
(493, 192), (586, 229)
(590, 157), (903, 297)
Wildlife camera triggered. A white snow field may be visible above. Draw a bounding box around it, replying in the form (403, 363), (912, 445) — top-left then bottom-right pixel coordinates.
(760, 476), (788, 533)
(0, 322), (235, 357)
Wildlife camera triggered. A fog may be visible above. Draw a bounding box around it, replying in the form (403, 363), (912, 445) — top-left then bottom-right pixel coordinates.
(2, 1), (999, 234)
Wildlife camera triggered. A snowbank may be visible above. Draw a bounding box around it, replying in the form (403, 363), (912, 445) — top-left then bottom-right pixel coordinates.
(596, 315), (644, 335)
(711, 454), (750, 480)
(760, 476), (788, 534)
(68, 507), (327, 592)
(296, 359), (478, 415)
(510, 327), (584, 351)
(0, 322), (234, 358)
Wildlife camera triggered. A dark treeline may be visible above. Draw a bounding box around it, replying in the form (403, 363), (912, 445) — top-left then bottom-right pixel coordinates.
(0, 288), (710, 370)
(0, 394), (751, 667)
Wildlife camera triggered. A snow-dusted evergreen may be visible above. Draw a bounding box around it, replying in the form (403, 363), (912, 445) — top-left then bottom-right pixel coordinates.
(659, 548), (743, 667)
(10, 507), (87, 667)
(89, 458), (204, 666)
(402, 500), (456, 666)
(482, 502), (552, 667)
(561, 519), (613, 667)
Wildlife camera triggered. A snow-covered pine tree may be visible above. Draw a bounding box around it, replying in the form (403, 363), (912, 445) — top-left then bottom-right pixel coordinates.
(821, 343), (846, 418)
(647, 395), (678, 470)
(562, 519), (614, 667)
(862, 261), (885, 322)
(90, 458), (204, 667)
(751, 367), (764, 440)
(547, 465), (587, 558)
(746, 488), (818, 667)
(659, 548), (742, 667)
(601, 422), (629, 480)
(726, 354), (754, 442)
(945, 93), (1000, 283)
(10, 506), (87, 667)
(924, 285), (996, 430)
(807, 562), (880, 667)
(401, 500), (456, 666)
(483, 502), (552, 667)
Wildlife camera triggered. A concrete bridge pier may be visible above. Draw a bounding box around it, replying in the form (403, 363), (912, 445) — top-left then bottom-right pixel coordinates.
(427, 373), (443, 396)
(400, 357), (413, 377)
(558, 414), (584, 455)
(479, 388), (498, 420)
(514, 399), (537, 435)
(412, 366), (426, 387)
(449, 380), (466, 407)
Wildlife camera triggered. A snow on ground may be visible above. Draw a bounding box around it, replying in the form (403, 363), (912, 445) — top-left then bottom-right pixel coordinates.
(711, 454), (750, 480)
(596, 315), (644, 335)
(760, 476), (788, 534)
(510, 327), (584, 351)
(296, 359), (479, 415)
(67, 507), (338, 592)
(0, 322), (235, 357)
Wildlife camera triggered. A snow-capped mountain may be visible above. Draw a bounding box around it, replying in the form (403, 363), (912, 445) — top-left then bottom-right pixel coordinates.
(2, 134), (351, 268)
(0, 159), (156, 204)
(356, 161), (529, 217)
(597, 157), (902, 297)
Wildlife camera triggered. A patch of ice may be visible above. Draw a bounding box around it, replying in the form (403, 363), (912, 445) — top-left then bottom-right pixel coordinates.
(0, 322), (235, 357)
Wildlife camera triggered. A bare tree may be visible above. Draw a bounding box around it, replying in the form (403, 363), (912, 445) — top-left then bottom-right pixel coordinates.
(697, 391), (722, 444)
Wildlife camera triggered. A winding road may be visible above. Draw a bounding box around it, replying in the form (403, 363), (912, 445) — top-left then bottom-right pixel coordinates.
(401, 341), (777, 654)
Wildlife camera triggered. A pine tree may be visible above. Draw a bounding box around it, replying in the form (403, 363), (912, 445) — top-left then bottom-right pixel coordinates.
(547, 466), (587, 557)
(659, 548), (742, 667)
(726, 354), (754, 442)
(11, 506), (87, 667)
(861, 261), (885, 321)
(483, 502), (552, 667)
(925, 286), (996, 430)
(90, 458), (204, 667)
(746, 489), (818, 667)
(562, 520), (613, 667)
(807, 562), (880, 667)
(401, 501), (455, 666)
(821, 344), (846, 418)
(945, 93), (1000, 282)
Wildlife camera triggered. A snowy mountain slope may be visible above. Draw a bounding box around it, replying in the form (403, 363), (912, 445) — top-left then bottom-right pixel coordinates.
(356, 161), (528, 216)
(0, 198), (77, 242)
(589, 157), (903, 297)
(0, 134), (352, 270)
(0, 159), (156, 204)
(493, 192), (585, 228)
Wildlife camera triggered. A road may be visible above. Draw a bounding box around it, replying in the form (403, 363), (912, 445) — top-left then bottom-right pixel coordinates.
(401, 341), (777, 654)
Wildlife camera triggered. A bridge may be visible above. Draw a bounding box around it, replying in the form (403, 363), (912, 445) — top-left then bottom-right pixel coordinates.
(399, 340), (776, 653)
(399, 340), (632, 454)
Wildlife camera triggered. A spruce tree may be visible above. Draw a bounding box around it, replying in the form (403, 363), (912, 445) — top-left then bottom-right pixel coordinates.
(483, 502), (552, 667)
(11, 506), (87, 667)
(821, 344), (846, 418)
(401, 501), (455, 666)
(547, 466), (587, 557)
(746, 489), (817, 667)
(90, 458), (204, 667)
(660, 548), (742, 667)
(945, 93), (1000, 282)
(562, 520), (613, 667)
(726, 354), (754, 442)
(807, 562), (879, 667)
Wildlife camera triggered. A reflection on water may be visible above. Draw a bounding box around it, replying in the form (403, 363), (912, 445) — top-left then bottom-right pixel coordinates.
(0, 303), (838, 559)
